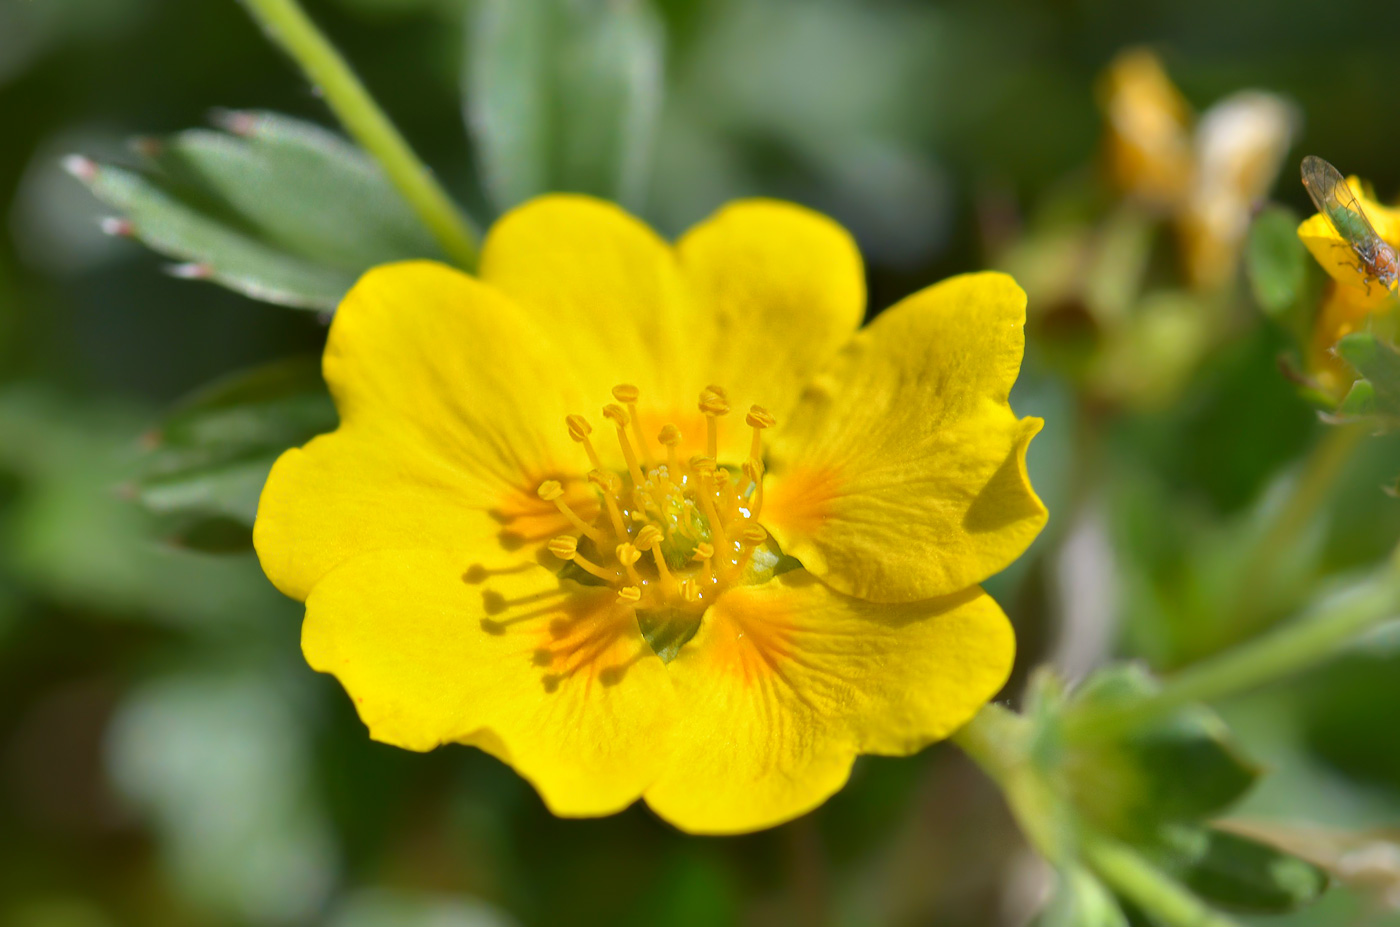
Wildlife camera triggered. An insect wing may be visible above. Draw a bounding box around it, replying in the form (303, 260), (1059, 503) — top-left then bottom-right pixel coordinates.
(1301, 155), (1386, 248)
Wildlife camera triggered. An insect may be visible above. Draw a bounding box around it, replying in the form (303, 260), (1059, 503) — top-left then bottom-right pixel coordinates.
(1301, 155), (1399, 295)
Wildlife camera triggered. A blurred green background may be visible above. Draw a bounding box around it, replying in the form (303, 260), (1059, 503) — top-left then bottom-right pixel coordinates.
(3, 1), (1400, 925)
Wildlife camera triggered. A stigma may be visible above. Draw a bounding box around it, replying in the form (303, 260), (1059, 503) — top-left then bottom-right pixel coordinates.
(541, 384), (775, 613)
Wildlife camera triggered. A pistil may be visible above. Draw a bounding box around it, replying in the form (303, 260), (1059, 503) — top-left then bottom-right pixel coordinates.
(551, 384), (780, 624)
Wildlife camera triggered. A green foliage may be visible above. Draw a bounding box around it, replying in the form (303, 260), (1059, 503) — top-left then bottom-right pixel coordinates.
(1064, 665), (1260, 843)
(465, 0), (664, 213)
(1037, 868), (1130, 927)
(135, 357), (337, 546)
(1335, 332), (1400, 430)
(68, 111), (444, 309)
(1246, 206), (1309, 322)
(1151, 826), (1329, 914)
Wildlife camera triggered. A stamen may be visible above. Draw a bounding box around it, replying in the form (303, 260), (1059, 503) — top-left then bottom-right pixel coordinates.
(588, 469), (629, 539)
(733, 524), (769, 575)
(745, 405), (775, 462)
(692, 459), (730, 557)
(603, 403), (646, 490)
(692, 541), (715, 586)
(548, 534), (617, 582)
(537, 480), (603, 543)
(618, 585), (642, 605)
(657, 424), (682, 478)
(636, 524), (676, 593)
(698, 386), (730, 460)
(715, 467), (739, 521)
(566, 415), (603, 470)
(742, 457), (766, 519)
(615, 543), (643, 585)
(612, 384), (654, 469)
(678, 578), (700, 604)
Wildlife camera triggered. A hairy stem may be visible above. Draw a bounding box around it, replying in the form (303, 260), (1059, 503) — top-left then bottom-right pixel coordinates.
(954, 705), (1243, 926)
(238, 0), (479, 268)
(1067, 544), (1400, 743)
(1222, 423), (1367, 642)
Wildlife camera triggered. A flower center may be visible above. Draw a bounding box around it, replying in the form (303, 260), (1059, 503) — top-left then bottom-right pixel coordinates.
(539, 384), (785, 658)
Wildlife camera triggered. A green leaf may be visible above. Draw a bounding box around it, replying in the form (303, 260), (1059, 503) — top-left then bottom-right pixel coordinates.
(71, 159), (353, 308)
(1246, 205), (1307, 319)
(465, 0), (664, 213)
(1334, 332), (1400, 429)
(151, 112), (441, 272)
(67, 111), (444, 309)
(1151, 825), (1329, 914)
(136, 358), (337, 529)
(1065, 665), (1260, 842)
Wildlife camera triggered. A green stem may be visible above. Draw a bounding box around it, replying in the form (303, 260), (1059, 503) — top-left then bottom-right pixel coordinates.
(952, 705), (1066, 862)
(954, 706), (1243, 927)
(238, 0), (479, 269)
(1080, 833), (1240, 927)
(1223, 423), (1367, 639)
(1068, 544), (1400, 743)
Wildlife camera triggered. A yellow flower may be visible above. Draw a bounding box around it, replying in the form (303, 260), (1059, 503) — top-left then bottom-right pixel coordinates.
(1297, 174), (1399, 396)
(1098, 48), (1297, 290)
(1098, 49), (1194, 209)
(253, 195), (1047, 834)
(1308, 284), (1386, 397)
(1297, 174), (1400, 312)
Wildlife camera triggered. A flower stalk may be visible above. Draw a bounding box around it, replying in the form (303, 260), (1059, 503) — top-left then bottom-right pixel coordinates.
(1223, 422), (1367, 638)
(237, 0), (479, 269)
(1067, 542), (1400, 744)
(954, 705), (1243, 927)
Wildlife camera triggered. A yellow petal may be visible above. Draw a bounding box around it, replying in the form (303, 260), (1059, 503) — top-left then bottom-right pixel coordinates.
(643, 571), (1013, 834)
(1297, 176), (1400, 311)
(254, 261), (597, 601)
(764, 272), (1047, 602)
(677, 199), (865, 429)
(303, 549), (678, 816)
(479, 194), (701, 412)
(1097, 48), (1193, 207)
(1309, 283), (1385, 398)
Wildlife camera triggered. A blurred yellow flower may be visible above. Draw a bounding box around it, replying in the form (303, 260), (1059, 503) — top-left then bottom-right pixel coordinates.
(253, 196), (1046, 834)
(1098, 49), (1194, 209)
(1099, 48), (1296, 290)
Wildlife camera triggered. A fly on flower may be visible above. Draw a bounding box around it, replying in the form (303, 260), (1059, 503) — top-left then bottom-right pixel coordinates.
(1300, 155), (1399, 295)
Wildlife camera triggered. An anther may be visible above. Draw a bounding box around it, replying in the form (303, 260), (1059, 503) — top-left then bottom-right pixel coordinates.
(745, 405), (774, 461)
(565, 414), (603, 470)
(615, 542), (643, 584)
(618, 585), (642, 605)
(613, 384), (654, 469)
(548, 534), (616, 582)
(603, 403), (646, 490)
(538, 480), (603, 543)
(636, 524), (677, 592)
(692, 541), (715, 585)
(698, 387), (730, 460)
(733, 524), (769, 575)
(588, 469), (629, 539)
(678, 578), (700, 604)
(657, 424), (682, 467)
